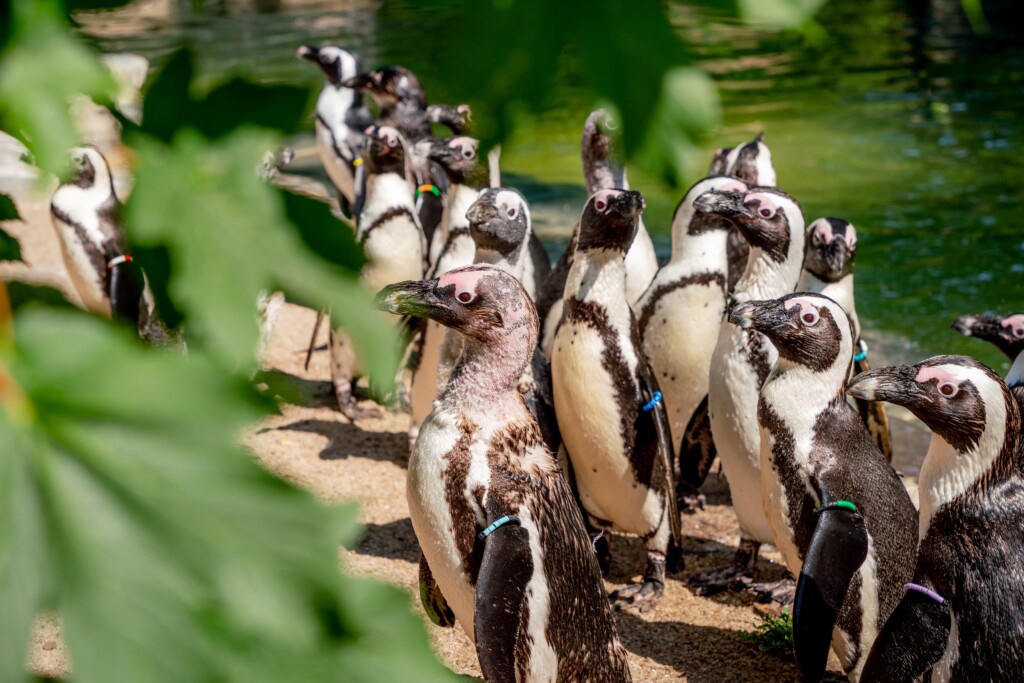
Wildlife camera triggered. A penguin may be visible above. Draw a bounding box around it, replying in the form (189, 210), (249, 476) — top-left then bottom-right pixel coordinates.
(551, 188), (682, 612)
(636, 176), (748, 455)
(49, 146), (171, 345)
(407, 136), (483, 444)
(295, 45), (373, 215)
(730, 293), (918, 681)
(467, 188), (561, 455)
(685, 187), (807, 596)
(952, 312), (1024, 411)
(848, 355), (1024, 682)
(537, 110), (655, 359)
(800, 217), (893, 461)
(376, 265), (632, 682)
(328, 125), (425, 419)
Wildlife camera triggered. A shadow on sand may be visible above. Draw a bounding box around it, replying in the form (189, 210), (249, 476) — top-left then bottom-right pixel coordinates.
(267, 418), (410, 466)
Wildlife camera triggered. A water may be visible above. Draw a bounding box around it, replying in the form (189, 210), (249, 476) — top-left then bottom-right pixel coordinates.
(77, 0), (1024, 372)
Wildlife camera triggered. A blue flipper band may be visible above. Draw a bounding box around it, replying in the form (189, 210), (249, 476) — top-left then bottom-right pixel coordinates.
(477, 515), (521, 541)
(642, 391), (663, 413)
(854, 340), (868, 363)
(903, 583), (945, 605)
(816, 500), (857, 513)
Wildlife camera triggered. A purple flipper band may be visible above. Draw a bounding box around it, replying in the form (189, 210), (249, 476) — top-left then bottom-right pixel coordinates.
(903, 582), (945, 605)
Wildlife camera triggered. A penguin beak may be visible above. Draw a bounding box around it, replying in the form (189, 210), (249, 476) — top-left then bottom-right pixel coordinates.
(727, 299), (790, 335)
(609, 190), (645, 219)
(375, 279), (449, 320)
(825, 240), (853, 276)
(847, 365), (926, 405)
(693, 190), (752, 220)
(951, 314), (980, 337)
(342, 72), (374, 91)
(466, 198), (498, 226)
(296, 45), (319, 63)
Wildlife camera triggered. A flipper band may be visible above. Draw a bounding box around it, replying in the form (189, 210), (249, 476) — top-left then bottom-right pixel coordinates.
(903, 583), (945, 605)
(416, 184), (441, 197)
(816, 500), (857, 513)
(477, 515), (520, 541)
(641, 391), (663, 413)
(854, 340), (868, 363)
(107, 254), (132, 269)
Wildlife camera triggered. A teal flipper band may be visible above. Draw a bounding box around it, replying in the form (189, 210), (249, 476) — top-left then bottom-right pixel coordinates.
(641, 391), (663, 413)
(854, 340), (868, 363)
(477, 515), (521, 541)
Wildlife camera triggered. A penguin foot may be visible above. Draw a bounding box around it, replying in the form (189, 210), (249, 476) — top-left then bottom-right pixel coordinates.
(677, 482), (706, 513)
(749, 577), (796, 605)
(610, 579), (664, 614)
(335, 382), (382, 421)
(686, 564), (753, 597)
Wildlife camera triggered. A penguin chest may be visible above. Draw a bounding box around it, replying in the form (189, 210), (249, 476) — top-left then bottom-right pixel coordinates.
(407, 411), (489, 640)
(757, 425), (812, 575)
(641, 281), (725, 445)
(53, 217), (109, 314)
(552, 321), (657, 535)
(410, 321), (445, 429)
(314, 119), (355, 203)
(359, 214), (424, 291)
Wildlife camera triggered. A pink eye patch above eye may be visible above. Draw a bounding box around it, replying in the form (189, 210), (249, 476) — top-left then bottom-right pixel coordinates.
(915, 366), (957, 386)
(1001, 315), (1024, 337)
(438, 269), (488, 296)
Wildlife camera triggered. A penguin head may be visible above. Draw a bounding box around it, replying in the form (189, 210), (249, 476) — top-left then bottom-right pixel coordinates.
(707, 146), (733, 176)
(577, 189), (645, 252)
(467, 188), (530, 263)
(361, 125), (407, 175)
(726, 132), (776, 186)
(52, 146), (117, 220)
(729, 293), (853, 374)
(848, 355), (1016, 456)
(803, 217), (858, 283)
(951, 313), (1024, 361)
(296, 45), (361, 86)
(344, 66), (426, 110)
(672, 176), (748, 240)
(694, 187), (803, 262)
(67, 146), (112, 191)
(419, 136), (480, 183)
(376, 265), (537, 349)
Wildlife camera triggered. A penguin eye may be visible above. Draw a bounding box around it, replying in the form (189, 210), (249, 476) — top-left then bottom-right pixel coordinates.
(938, 382), (958, 398)
(1013, 326), (1024, 339)
(456, 290), (475, 304)
(506, 204), (518, 219)
(461, 147), (474, 159)
(800, 310), (819, 326)
(759, 207), (776, 219)
(595, 199), (607, 212)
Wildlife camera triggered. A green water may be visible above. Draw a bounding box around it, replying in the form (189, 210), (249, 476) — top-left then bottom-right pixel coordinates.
(78, 0), (1024, 371)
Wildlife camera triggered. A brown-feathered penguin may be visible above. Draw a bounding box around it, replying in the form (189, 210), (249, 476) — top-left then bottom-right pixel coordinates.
(849, 356), (1024, 682)
(551, 189), (682, 612)
(800, 217), (893, 460)
(49, 146), (171, 345)
(686, 187), (806, 597)
(731, 293), (917, 681)
(376, 265), (632, 682)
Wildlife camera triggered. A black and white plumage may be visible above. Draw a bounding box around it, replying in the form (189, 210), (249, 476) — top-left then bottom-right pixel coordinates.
(952, 312), (1024, 408)
(800, 217), (893, 460)
(731, 293), (917, 681)
(50, 146), (168, 344)
(849, 356), (1024, 682)
(376, 265), (632, 683)
(686, 187), (807, 596)
(551, 189), (681, 612)
(296, 45), (373, 213)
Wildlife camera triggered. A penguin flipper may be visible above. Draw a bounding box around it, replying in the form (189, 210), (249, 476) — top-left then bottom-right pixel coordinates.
(474, 517), (532, 683)
(793, 502), (869, 683)
(678, 395), (716, 505)
(853, 351), (894, 462)
(418, 554), (455, 628)
(859, 578), (950, 682)
(108, 256), (144, 327)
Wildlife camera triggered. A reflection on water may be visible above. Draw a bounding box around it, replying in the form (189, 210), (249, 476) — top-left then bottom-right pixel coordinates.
(77, 0), (1024, 370)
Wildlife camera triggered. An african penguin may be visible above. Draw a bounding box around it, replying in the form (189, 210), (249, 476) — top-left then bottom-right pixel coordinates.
(686, 187), (806, 597)
(637, 176), (747, 454)
(849, 355), (1024, 682)
(800, 217), (893, 461)
(952, 312), (1024, 406)
(49, 146), (171, 345)
(551, 188), (682, 612)
(295, 45), (373, 214)
(376, 265), (632, 682)
(731, 293), (917, 681)
(328, 125), (425, 419)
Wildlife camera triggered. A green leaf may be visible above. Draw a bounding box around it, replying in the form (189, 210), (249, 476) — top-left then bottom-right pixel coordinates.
(278, 188), (365, 273)
(124, 128), (399, 384)
(0, 227), (21, 262)
(0, 0), (115, 178)
(3, 308), (456, 683)
(737, 0), (828, 28)
(0, 194), (19, 221)
(139, 49), (194, 144)
(6, 282), (75, 312)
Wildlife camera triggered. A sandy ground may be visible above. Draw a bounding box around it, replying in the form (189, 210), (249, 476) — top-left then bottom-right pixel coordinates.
(3, 155), (930, 682)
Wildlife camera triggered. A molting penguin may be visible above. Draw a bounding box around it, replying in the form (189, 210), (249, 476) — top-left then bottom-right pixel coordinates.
(686, 187), (806, 596)
(849, 356), (1024, 682)
(731, 293), (917, 681)
(952, 312), (1024, 407)
(376, 265), (632, 682)
(295, 45), (373, 214)
(328, 125), (425, 419)
(800, 217), (893, 461)
(50, 146), (168, 344)
(636, 176), (747, 458)
(551, 189), (682, 612)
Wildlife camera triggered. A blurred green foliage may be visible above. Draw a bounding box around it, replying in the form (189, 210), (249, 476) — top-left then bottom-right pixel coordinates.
(0, 194), (21, 262)
(739, 609), (795, 655)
